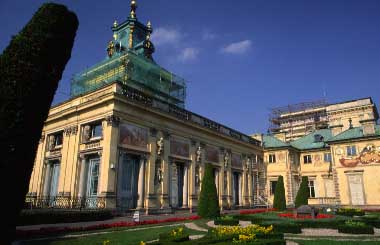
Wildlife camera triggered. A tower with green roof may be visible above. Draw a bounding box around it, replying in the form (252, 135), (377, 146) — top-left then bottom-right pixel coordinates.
(70, 0), (186, 108)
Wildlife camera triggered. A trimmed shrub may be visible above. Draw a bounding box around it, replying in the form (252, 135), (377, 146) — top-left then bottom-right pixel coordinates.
(214, 216), (239, 226)
(336, 207), (365, 217)
(273, 176), (286, 211)
(0, 3), (78, 242)
(198, 163), (220, 218)
(338, 221), (374, 234)
(294, 176), (309, 208)
(270, 223), (301, 234)
(17, 209), (113, 225)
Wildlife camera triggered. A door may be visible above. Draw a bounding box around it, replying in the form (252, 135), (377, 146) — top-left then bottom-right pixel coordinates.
(86, 158), (100, 208)
(118, 154), (140, 210)
(177, 164), (184, 207)
(233, 172), (239, 205)
(49, 162), (60, 206)
(324, 178), (335, 197)
(348, 174), (365, 205)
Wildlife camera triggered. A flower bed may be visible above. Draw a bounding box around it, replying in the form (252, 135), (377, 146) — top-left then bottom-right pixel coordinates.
(158, 226), (189, 243)
(278, 213), (334, 219)
(15, 215), (200, 238)
(338, 220), (374, 234)
(240, 208), (276, 215)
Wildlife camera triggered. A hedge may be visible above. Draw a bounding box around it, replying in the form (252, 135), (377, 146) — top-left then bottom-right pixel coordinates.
(261, 222), (302, 234)
(336, 208), (365, 217)
(17, 209), (113, 225)
(198, 163), (220, 218)
(214, 218), (239, 226)
(295, 176), (309, 208)
(158, 233), (189, 243)
(273, 176), (286, 211)
(150, 239), (286, 245)
(338, 224), (374, 234)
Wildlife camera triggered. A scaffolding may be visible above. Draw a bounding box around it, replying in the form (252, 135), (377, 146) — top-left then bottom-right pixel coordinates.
(269, 99), (329, 141)
(70, 51), (187, 108)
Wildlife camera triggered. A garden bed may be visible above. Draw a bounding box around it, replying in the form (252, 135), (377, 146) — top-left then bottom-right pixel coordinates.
(338, 220), (374, 234)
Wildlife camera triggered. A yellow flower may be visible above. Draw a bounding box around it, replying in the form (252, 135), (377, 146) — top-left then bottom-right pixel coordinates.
(139, 242), (146, 245)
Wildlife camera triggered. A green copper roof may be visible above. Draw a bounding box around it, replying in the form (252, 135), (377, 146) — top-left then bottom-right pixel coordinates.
(327, 125), (380, 142)
(263, 135), (289, 148)
(290, 129), (332, 150)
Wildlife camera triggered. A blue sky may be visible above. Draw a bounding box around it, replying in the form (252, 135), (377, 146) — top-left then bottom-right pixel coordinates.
(1, 0), (380, 135)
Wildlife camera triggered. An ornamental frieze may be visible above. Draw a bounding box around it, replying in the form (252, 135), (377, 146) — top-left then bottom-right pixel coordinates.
(339, 144), (380, 167)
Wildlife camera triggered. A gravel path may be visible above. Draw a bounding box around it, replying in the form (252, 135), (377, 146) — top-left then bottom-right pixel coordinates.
(184, 222), (208, 232)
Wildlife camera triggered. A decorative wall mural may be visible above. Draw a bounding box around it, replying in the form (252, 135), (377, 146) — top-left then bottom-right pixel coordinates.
(231, 153), (242, 168)
(119, 124), (148, 148)
(170, 138), (189, 158)
(206, 145), (219, 163)
(339, 144), (380, 167)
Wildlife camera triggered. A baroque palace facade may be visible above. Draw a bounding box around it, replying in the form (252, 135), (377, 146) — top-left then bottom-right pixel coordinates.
(26, 1), (380, 212)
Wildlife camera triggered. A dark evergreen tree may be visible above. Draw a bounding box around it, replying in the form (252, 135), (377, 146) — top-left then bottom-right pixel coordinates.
(273, 176), (286, 211)
(295, 176), (309, 208)
(198, 163), (220, 218)
(0, 3), (78, 243)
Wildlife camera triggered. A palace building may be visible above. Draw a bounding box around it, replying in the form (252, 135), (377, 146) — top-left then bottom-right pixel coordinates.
(26, 1), (262, 213)
(26, 1), (380, 212)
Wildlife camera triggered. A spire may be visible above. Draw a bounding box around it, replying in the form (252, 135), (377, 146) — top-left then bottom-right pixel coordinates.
(130, 0), (137, 19)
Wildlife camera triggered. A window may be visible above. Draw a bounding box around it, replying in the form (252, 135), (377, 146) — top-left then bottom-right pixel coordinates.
(346, 146), (357, 156)
(270, 181), (277, 195)
(324, 153), (332, 163)
(55, 133), (63, 147)
(90, 123), (102, 139)
(308, 180), (316, 198)
(303, 155), (312, 164)
(314, 134), (324, 142)
(269, 154), (276, 163)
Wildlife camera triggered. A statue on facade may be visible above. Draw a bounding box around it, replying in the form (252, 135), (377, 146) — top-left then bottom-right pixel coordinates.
(83, 125), (91, 142)
(245, 157), (251, 170)
(157, 137), (164, 156)
(107, 40), (115, 57)
(224, 152), (229, 168)
(48, 135), (55, 150)
(196, 146), (202, 162)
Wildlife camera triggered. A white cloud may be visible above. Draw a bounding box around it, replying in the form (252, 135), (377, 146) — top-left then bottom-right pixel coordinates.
(202, 30), (217, 40)
(151, 27), (181, 46)
(221, 40), (252, 54)
(178, 47), (199, 62)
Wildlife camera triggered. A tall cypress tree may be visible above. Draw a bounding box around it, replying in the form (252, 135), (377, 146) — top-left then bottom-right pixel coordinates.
(198, 163), (220, 218)
(0, 3), (78, 243)
(295, 176), (309, 208)
(273, 176), (286, 211)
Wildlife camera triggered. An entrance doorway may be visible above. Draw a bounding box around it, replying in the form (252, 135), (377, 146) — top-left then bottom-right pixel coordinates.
(170, 162), (186, 208)
(177, 163), (184, 207)
(232, 172), (240, 206)
(117, 153), (140, 210)
(348, 174), (365, 205)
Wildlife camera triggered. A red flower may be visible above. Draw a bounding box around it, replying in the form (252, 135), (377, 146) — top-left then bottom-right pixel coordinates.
(239, 208), (276, 215)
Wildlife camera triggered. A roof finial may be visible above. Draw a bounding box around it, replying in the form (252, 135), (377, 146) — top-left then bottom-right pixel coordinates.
(147, 20), (152, 30)
(130, 0), (137, 19)
(113, 20), (118, 28)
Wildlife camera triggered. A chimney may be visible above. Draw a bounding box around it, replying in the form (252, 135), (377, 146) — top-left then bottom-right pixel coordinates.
(360, 119), (376, 136)
(330, 124), (343, 137)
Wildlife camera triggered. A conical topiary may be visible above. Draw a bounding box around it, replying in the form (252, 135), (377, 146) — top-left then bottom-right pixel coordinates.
(273, 176), (286, 211)
(295, 176), (309, 207)
(0, 3), (78, 243)
(198, 163), (220, 218)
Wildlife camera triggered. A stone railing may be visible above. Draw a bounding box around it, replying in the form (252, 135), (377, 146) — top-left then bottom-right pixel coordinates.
(120, 84), (262, 147)
(308, 197), (339, 206)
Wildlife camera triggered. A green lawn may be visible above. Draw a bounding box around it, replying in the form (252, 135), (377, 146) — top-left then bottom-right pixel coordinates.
(18, 226), (205, 245)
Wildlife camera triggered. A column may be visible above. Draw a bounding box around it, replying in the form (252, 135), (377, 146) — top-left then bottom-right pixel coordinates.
(161, 132), (170, 208)
(77, 156), (87, 197)
(137, 158), (145, 209)
(43, 162), (51, 196)
(238, 174), (242, 205)
(182, 164), (188, 208)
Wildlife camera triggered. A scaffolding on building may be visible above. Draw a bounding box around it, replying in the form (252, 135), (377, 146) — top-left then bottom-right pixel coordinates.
(70, 51), (187, 108)
(268, 99), (329, 140)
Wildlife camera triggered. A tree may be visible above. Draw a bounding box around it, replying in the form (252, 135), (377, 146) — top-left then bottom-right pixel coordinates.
(273, 176), (286, 211)
(0, 3), (78, 243)
(198, 163), (220, 218)
(295, 176), (309, 208)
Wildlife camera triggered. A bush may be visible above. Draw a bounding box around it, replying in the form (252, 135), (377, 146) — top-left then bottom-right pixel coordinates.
(198, 163), (220, 219)
(17, 209), (113, 225)
(265, 223), (302, 234)
(214, 216), (239, 226)
(336, 207), (365, 217)
(294, 176), (309, 208)
(338, 220), (374, 234)
(273, 176), (286, 211)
